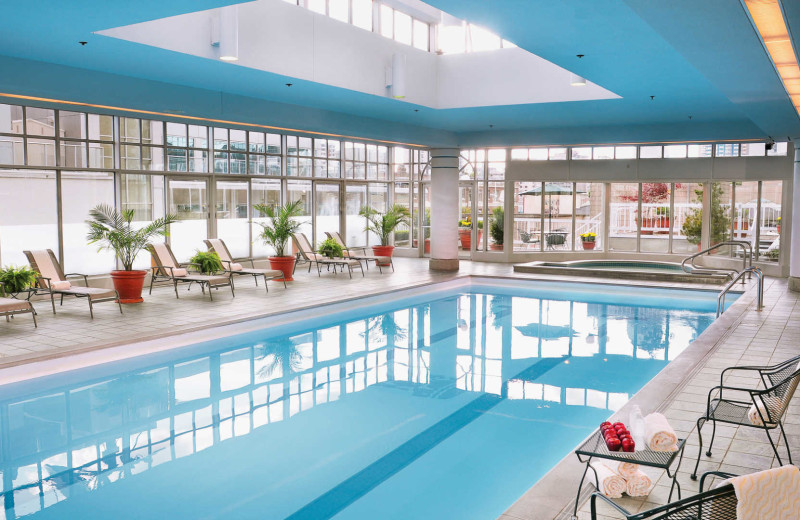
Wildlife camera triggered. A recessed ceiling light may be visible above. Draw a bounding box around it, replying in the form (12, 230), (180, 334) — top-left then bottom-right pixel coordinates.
(79, 41), (87, 46)
(576, 54), (584, 58)
(286, 83), (293, 87)
(570, 74), (587, 87)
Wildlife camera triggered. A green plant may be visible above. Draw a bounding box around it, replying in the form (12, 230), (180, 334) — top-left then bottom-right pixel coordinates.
(682, 209), (703, 245)
(490, 207), (504, 245)
(765, 249), (780, 261)
(189, 251), (223, 274)
(318, 237), (343, 258)
(86, 204), (179, 271)
(580, 232), (596, 242)
(681, 184), (730, 246)
(458, 218), (472, 228)
(254, 200), (304, 257)
(0, 265), (38, 294)
(360, 204), (411, 246)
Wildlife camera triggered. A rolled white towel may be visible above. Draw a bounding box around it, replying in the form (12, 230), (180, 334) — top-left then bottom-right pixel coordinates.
(748, 396), (781, 426)
(644, 412), (678, 452)
(50, 280), (71, 290)
(171, 268), (188, 277)
(626, 469), (653, 497)
(590, 462), (626, 498)
(608, 460), (640, 480)
(230, 262), (244, 272)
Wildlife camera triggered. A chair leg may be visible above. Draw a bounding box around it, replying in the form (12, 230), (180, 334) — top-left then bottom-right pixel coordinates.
(390, 258), (394, 272)
(50, 292), (56, 314)
(116, 291), (123, 314)
(263, 276), (269, 294)
(691, 417), (706, 480)
(208, 283), (214, 301)
(706, 419), (717, 457)
(31, 309), (37, 328)
(253, 274), (259, 287)
(88, 298), (94, 320)
(174, 280), (180, 299)
(778, 421), (793, 464)
(149, 274), (155, 295)
(763, 425), (785, 466)
(230, 278), (235, 298)
(282, 277), (286, 289)
(60, 294), (64, 306)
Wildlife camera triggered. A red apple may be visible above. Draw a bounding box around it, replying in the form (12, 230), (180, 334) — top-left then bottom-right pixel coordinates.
(600, 422), (612, 429)
(607, 437), (622, 451)
(626, 439), (636, 452)
(621, 438), (632, 451)
(612, 422), (624, 429)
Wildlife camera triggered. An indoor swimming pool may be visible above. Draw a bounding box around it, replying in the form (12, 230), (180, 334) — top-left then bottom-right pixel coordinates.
(0, 280), (735, 520)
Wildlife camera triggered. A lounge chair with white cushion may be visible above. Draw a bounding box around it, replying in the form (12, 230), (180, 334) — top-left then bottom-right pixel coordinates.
(204, 238), (286, 293)
(0, 282), (37, 327)
(292, 233), (364, 279)
(24, 249), (121, 319)
(325, 231), (393, 273)
(147, 242), (234, 300)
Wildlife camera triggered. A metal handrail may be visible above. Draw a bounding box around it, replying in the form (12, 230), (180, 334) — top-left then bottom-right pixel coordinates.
(717, 266), (763, 317)
(681, 241), (753, 279)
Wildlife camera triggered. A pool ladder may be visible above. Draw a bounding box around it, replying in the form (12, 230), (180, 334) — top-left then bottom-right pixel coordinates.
(717, 266), (764, 317)
(681, 241), (754, 280)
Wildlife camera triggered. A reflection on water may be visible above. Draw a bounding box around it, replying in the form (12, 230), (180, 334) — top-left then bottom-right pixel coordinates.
(0, 290), (714, 519)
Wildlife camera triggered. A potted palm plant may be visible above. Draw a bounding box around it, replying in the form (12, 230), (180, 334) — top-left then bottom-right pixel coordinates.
(86, 204), (178, 303)
(254, 200), (304, 281)
(360, 204), (410, 266)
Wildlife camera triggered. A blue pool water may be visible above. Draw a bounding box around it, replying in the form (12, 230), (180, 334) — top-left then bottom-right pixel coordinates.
(0, 281), (732, 520)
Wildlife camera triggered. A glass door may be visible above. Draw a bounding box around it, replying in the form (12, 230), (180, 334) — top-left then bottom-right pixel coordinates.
(215, 180), (250, 258)
(345, 183), (367, 248)
(315, 182), (340, 248)
(168, 177), (209, 262)
(421, 183), (431, 257)
(458, 183), (475, 257)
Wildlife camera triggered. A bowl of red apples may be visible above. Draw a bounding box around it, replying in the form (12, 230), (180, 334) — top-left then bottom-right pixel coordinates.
(600, 421), (636, 453)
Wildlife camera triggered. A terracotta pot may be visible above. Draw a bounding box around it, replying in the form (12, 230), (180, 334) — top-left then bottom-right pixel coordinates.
(582, 241), (596, 250)
(371, 245), (394, 266)
(111, 270), (147, 303)
(269, 256), (296, 282)
(424, 239), (430, 254)
(458, 228), (472, 250)
(777, 224), (781, 233)
(489, 243), (504, 251)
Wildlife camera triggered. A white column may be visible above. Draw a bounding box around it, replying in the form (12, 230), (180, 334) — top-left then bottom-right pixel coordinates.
(789, 148), (800, 291)
(429, 148), (460, 271)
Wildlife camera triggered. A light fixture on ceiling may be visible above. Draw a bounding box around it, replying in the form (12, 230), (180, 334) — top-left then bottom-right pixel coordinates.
(570, 73), (587, 87)
(211, 5), (239, 61)
(743, 0), (800, 116)
(385, 53), (407, 99)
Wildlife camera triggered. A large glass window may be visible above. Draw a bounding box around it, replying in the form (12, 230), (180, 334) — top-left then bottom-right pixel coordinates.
(61, 171), (117, 274)
(709, 182), (733, 254)
(287, 180), (313, 244)
(346, 184), (367, 247)
(672, 183), (703, 254)
(639, 183), (670, 253)
(169, 179), (209, 262)
(609, 183), (638, 251)
(315, 183), (340, 246)
(574, 183), (603, 251)
(252, 179), (282, 258)
(121, 174), (166, 270)
(0, 169), (59, 267)
(513, 182), (542, 252)
(759, 181), (782, 262)
(216, 181), (250, 258)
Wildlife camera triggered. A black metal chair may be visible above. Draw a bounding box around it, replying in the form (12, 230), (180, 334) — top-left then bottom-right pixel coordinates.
(590, 471), (738, 520)
(690, 355), (800, 480)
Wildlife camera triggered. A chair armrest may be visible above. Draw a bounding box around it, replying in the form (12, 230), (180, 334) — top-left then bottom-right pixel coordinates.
(705, 385), (756, 414)
(699, 471), (738, 492)
(35, 276), (53, 291)
(589, 492), (633, 519)
(151, 265), (176, 277)
(232, 257), (256, 268)
(64, 272), (89, 286)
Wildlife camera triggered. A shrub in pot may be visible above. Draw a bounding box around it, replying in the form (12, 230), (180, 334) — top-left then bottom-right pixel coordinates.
(318, 238), (344, 259)
(489, 207), (504, 250)
(580, 232), (597, 250)
(86, 204), (178, 303)
(254, 200), (304, 281)
(0, 265), (38, 295)
(360, 204), (410, 266)
(189, 251), (223, 274)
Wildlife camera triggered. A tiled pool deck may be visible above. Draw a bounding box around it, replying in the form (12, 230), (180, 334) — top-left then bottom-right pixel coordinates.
(0, 257), (796, 520)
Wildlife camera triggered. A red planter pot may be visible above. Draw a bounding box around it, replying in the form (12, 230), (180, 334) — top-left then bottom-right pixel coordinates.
(489, 243), (504, 251)
(111, 270), (147, 304)
(269, 256), (296, 282)
(582, 241), (596, 250)
(371, 245), (395, 266)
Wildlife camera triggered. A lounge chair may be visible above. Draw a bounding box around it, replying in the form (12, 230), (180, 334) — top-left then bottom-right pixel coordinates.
(325, 231), (393, 273)
(24, 249), (121, 319)
(147, 242), (235, 300)
(292, 233), (364, 279)
(204, 238), (286, 293)
(691, 354), (800, 479)
(0, 282), (37, 327)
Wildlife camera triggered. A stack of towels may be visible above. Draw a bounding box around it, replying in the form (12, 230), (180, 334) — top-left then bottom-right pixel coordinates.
(590, 461), (652, 498)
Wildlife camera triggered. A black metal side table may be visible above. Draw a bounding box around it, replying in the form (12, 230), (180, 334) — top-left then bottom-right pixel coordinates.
(571, 430), (686, 519)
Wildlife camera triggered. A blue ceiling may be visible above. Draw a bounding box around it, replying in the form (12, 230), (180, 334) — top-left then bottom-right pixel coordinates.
(0, 0), (798, 146)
